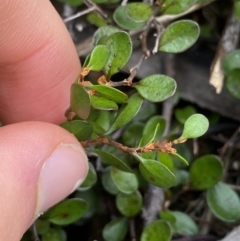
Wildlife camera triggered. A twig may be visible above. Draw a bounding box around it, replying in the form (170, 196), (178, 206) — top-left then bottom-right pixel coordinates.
(129, 218), (136, 241)
(32, 222), (40, 241)
(63, 6), (95, 23)
(121, 0), (128, 6)
(84, 0), (108, 19)
(228, 184), (240, 191)
(152, 19), (164, 54)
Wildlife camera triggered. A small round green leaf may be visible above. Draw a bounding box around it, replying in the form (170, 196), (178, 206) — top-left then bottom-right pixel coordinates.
(111, 168), (138, 194)
(35, 219), (50, 235)
(84, 45), (110, 71)
(139, 159), (177, 188)
(93, 149), (132, 172)
(175, 106), (196, 124)
(88, 85), (128, 103)
(70, 83), (91, 120)
(90, 95), (118, 110)
(113, 6), (147, 31)
(79, 162), (97, 189)
(44, 198), (88, 225)
(87, 12), (107, 27)
(42, 228), (65, 241)
(93, 26), (120, 46)
(160, 0), (195, 14)
(141, 220), (172, 241)
(190, 155), (223, 190)
(125, 3), (152, 23)
(103, 218), (128, 241)
(225, 69), (240, 100)
(179, 114), (209, 140)
(166, 211), (198, 235)
(222, 49), (240, 74)
(173, 169), (189, 186)
(207, 182), (240, 222)
(116, 190), (142, 217)
(159, 20), (200, 53)
(102, 167), (119, 195)
(60, 120), (93, 141)
(107, 93), (144, 134)
(104, 31), (132, 79)
(133, 75), (176, 102)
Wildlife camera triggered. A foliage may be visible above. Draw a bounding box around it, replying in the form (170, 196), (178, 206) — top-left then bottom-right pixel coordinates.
(21, 0), (240, 241)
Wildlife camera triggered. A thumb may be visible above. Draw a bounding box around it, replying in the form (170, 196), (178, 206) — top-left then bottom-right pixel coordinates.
(0, 122), (88, 240)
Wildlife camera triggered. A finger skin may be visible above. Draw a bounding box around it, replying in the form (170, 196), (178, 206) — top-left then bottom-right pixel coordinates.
(0, 0), (81, 124)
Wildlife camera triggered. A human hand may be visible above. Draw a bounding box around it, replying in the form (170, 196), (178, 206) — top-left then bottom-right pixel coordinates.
(0, 0), (88, 240)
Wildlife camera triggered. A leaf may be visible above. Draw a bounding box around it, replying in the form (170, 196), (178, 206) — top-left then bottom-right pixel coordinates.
(159, 20), (200, 53)
(103, 218), (128, 241)
(190, 155), (223, 190)
(102, 167), (119, 195)
(158, 152), (174, 171)
(222, 49), (240, 74)
(173, 169), (189, 186)
(133, 101), (157, 121)
(225, 69), (240, 100)
(93, 149), (132, 172)
(161, 211), (198, 235)
(84, 45), (110, 71)
(133, 75), (176, 102)
(59, 0), (83, 7)
(116, 190), (142, 217)
(175, 106), (196, 124)
(107, 93), (144, 134)
(207, 182), (240, 222)
(42, 228), (65, 241)
(235, 1), (240, 20)
(104, 31), (132, 79)
(79, 162), (97, 189)
(93, 26), (120, 46)
(90, 95), (118, 111)
(35, 219), (50, 235)
(139, 159), (177, 188)
(94, 110), (115, 134)
(160, 0), (196, 14)
(125, 3), (152, 23)
(178, 114), (209, 140)
(170, 153), (189, 166)
(60, 120), (93, 141)
(70, 83), (91, 120)
(141, 220), (172, 241)
(88, 85), (128, 103)
(111, 168), (138, 194)
(113, 6), (147, 31)
(43, 198), (88, 225)
(87, 12), (107, 27)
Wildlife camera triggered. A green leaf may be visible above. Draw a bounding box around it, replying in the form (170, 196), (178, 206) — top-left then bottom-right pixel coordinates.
(159, 20), (200, 53)
(225, 69), (240, 100)
(102, 167), (119, 195)
(84, 45), (110, 71)
(175, 106), (196, 124)
(116, 190), (142, 217)
(207, 182), (240, 222)
(160, 0), (196, 14)
(94, 110), (115, 134)
(70, 83), (91, 120)
(133, 101), (157, 121)
(111, 168), (138, 194)
(59, 0), (83, 6)
(93, 149), (132, 172)
(141, 220), (172, 241)
(222, 49), (240, 74)
(113, 6), (147, 31)
(93, 26), (120, 46)
(107, 93), (144, 134)
(125, 3), (152, 23)
(139, 159), (177, 188)
(161, 211), (198, 235)
(171, 153), (189, 166)
(235, 1), (240, 20)
(79, 162), (97, 189)
(190, 155), (223, 190)
(173, 169), (189, 186)
(172, 144), (191, 168)
(87, 12), (107, 27)
(104, 31), (132, 79)
(88, 85), (128, 103)
(44, 198), (88, 225)
(133, 75), (176, 102)
(42, 228), (65, 241)
(158, 152), (174, 171)
(178, 114), (209, 140)
(90, 95), (118, 111)
(35, 219), (50, 235)
(103, 218), (128, 241)
(60, 120), (93, 141)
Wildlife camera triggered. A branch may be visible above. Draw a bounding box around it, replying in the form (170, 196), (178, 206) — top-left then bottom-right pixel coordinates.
(152, 19), (165, 54)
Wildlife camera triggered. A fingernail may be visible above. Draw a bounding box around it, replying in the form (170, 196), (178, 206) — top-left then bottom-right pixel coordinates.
(36, 143), (88, 215)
